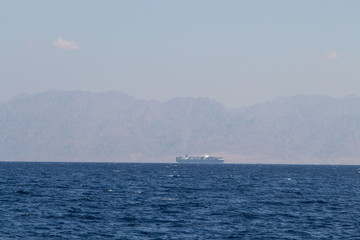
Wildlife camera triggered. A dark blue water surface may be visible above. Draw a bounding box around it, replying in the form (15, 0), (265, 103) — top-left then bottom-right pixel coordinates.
(1, 163), (360, 239)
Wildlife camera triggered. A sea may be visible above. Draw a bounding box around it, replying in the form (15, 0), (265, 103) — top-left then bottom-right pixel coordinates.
(0, 162), (360, 240)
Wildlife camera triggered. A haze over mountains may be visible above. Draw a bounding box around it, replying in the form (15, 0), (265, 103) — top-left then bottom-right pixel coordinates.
(1, 91), (360, 164)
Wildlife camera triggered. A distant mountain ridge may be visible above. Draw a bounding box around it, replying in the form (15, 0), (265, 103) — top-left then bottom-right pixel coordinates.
(1, 91), (360, 164)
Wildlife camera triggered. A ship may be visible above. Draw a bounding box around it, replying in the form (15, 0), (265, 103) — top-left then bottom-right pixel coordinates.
(176, 154), (224, 164)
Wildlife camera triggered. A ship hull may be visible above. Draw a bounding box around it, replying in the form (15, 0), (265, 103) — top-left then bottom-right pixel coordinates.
(176, 159), (224, 164)
(176, 156), (224, 164)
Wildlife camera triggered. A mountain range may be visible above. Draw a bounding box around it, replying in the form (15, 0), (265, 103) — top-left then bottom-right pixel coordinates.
(1, 91), (360, 164)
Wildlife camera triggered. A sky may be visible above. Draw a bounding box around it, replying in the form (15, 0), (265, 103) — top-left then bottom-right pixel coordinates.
(1, 0), (360, 108)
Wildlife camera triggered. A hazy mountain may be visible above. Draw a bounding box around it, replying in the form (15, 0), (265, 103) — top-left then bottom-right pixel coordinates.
(1, 91), (360, 164)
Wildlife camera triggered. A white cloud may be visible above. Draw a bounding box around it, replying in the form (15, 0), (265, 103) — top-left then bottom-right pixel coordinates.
(53, 37), (80, 50)
(325, 51), (338, 60)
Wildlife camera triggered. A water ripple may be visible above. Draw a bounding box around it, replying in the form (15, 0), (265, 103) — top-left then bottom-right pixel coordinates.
(0, 163), (360, 239)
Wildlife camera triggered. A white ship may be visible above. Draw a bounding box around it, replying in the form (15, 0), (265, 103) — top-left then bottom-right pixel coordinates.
(176, 154), (224, 164)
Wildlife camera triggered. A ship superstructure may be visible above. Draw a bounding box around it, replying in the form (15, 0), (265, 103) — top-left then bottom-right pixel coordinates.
(176, 155), (224, 164)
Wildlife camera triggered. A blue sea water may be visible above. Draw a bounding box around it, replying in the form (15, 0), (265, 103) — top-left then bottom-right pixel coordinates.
(0, 163), (360, 239)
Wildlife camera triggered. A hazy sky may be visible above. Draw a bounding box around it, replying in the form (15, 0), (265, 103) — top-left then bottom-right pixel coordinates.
(1, 1), (360, 108)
